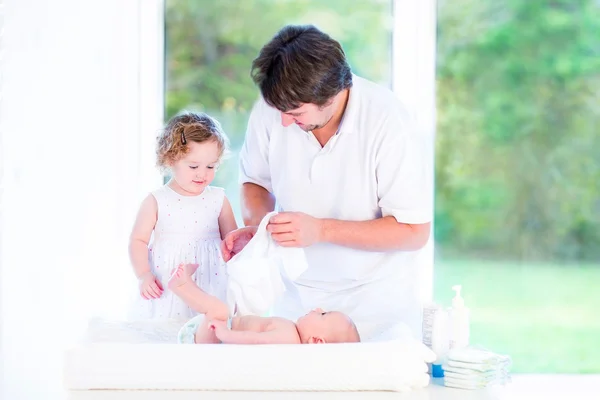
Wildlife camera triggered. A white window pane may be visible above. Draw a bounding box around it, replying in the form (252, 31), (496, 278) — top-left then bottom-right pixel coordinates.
(164, 0), (394, 225)
(435, 0), (600, 374)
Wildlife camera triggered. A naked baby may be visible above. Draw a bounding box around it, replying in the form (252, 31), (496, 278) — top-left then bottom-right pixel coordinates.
(168, 263), (360, 345)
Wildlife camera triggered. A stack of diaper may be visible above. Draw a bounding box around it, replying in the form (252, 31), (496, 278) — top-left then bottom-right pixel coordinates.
(442, 347), (511, 390)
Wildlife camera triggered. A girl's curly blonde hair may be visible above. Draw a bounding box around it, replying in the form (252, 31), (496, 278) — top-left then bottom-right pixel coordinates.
(156, 112), (229, 172)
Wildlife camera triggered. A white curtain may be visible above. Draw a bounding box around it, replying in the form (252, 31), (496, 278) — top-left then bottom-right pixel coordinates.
(0, 0), (163, 397)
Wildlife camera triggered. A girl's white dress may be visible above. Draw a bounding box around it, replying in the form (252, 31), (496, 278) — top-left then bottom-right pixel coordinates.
(128, 185), (228, 320)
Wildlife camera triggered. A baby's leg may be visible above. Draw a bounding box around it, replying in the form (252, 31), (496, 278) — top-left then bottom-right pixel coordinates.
(170, 262), (199, 282)
(194, 316), (221, 344)
(168, 264), (229, 319)
(179, 314), (221, 344)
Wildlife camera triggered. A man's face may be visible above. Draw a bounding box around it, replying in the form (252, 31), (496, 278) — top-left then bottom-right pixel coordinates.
(280, 101), (336, 132)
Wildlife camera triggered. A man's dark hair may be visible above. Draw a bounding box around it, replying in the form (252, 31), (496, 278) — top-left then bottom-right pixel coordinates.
(251, 24), (353, 112)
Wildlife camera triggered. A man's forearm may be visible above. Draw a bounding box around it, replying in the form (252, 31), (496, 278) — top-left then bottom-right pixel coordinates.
(241, 182), (276, 226)
(319, 217), (430, 252)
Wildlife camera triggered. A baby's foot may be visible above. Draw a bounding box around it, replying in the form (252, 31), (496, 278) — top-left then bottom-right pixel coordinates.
(183, 263), (199, 276)
(168, 263), (198, 290)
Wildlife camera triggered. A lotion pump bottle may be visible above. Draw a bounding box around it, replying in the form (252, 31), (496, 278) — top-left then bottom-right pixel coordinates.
(449, 284), (470, 349)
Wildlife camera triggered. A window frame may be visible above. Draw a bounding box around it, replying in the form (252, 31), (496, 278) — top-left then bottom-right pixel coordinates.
(392, 0), (437, 303)
(139, 0), (167, 193)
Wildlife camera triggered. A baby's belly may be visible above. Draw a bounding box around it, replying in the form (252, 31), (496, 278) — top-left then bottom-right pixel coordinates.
(236, 316), (291, 332)
(235, 315), (270, 332)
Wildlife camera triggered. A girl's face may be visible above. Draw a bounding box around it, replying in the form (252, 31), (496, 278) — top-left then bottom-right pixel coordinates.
(169, 140), (221, 196)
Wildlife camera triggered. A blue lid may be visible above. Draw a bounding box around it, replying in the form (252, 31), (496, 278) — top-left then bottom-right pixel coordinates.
(432, 364), (444, 378)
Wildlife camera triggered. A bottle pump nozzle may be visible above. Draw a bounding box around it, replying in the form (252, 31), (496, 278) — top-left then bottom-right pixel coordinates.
(452, 285), (464, 308)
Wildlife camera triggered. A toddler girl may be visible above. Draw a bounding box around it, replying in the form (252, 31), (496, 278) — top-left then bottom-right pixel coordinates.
(128, 112), (238, 320)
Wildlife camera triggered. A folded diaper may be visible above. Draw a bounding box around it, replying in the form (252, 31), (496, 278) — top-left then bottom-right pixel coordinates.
(441, 347), (512, 390)
(443, 365), (506, 378)
(446, 347), (511, 367)
(444, 370), (499, 382)
(225, 211), (308, 317)
(444, 377), (489, 390)
(445, 359), (504, 373)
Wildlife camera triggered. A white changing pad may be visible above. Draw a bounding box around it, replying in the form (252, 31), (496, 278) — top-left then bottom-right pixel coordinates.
(64, 319), (435, 392)
(82, 318), (183, 344)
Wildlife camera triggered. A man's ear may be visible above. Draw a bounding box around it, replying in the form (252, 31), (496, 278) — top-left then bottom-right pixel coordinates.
(308, 336), (326, 344)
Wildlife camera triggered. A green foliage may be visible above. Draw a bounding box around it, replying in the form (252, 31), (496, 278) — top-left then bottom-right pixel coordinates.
(165, 0), (392, 127)
(435, 259), (600, 373)
(164, 0), (392, 223)
(436, 0), (600, 261)
(165, 0), (599, 262)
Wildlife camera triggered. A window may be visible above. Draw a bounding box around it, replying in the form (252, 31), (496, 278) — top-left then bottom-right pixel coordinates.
(164, 0), (393, 224)
(163, 0), (600, 376)
(434, 0), (600, 373)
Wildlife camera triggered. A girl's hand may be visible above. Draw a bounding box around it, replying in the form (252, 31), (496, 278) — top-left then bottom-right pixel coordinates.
(221, 226), (258, 262)
(139, 272), (163, 299)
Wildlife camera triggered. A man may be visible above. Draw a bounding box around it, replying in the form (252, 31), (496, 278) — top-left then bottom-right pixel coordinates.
(221, 24), (431, 341)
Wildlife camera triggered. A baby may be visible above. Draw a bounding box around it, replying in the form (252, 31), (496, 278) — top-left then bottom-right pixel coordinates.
(168, 263), (361, 345)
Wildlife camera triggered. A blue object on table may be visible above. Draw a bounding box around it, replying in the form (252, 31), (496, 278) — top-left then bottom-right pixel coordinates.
(432, 364), (444, 378)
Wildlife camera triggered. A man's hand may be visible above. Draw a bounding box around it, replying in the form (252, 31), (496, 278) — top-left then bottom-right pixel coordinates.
(267, 212), (323, 247)
(221, 226), (258, 262)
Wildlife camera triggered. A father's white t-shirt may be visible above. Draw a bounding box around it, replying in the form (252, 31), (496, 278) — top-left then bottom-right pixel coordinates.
(238, 75), (431, 341)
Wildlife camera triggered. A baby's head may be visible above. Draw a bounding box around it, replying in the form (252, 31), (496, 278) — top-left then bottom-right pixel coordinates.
(296, 308), (360, 344)
(156, 112), (229, 195)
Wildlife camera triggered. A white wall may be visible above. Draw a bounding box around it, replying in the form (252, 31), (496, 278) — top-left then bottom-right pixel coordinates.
(0, 0), (163, 397)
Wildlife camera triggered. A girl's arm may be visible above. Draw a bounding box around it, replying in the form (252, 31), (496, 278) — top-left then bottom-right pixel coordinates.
(128, 194), (158, 279)
(218, 195), (238, 240)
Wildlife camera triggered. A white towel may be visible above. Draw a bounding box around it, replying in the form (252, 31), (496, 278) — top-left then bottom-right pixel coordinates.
(225, 211), (308, 316)
(64, 339), (437, 391)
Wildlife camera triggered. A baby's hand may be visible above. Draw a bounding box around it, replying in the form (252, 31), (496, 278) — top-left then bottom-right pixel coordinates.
(139, 272), (163, 299)
(208, 320), (228, 337)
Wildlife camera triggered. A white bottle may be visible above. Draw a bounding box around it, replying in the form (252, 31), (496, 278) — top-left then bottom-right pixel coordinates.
(422, 303), (440, 348)
(430, 307), (450, 377)
(449, 285), (470, 349)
